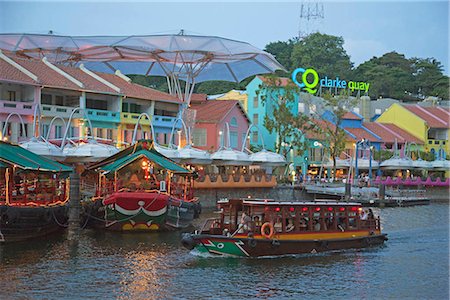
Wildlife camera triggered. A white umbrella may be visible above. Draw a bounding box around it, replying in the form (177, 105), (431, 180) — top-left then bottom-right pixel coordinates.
(411, 158), (432, 169)
(178, 145), (212, 165)
(63, 139), (119, 163)
(353, 158), (380, 169)
(430, 159), (450, 171)
(323, 158), (350, 168)
(211, 147), (252, 166)
(20, 137), (65, 161)
(249, 149), (286, 167)
(153, 144), (181, 162)
(380, 157), (412, 170)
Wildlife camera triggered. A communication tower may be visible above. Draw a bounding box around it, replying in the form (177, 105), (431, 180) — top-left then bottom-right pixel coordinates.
(298, 1), (325, 40)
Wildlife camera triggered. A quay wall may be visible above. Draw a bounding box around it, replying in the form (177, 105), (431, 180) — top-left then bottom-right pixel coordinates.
(196, 186), (313, 208)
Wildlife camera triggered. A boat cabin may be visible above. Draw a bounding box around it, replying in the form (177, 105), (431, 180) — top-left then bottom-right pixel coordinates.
(204, 198), (380, 236)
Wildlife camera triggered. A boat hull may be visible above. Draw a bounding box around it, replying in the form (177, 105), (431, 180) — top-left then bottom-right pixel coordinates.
(182, 232), (388, 257)
(0, 204), (68, 243)
(84, 192), (200, 231)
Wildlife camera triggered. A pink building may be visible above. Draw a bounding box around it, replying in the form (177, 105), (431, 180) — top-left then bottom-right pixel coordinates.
(190, 95), (250, 152)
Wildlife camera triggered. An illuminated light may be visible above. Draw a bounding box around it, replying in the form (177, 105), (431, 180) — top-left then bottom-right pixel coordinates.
(339, 207), (345, 212)
(351, 207), (358, 211)
(328, 207), (333, 211)
(289, 207), (295, 212)
(275, 207), (281, 212)
(302, 207), (308, 212)
(358, 207), (363, 212)
(248, 195), (252, 199)
(315, 207), (321, 212)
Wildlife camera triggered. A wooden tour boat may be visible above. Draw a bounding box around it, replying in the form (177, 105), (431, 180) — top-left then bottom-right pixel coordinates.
(0, 141), (72, 242)
(83, 140), (201, 231)
(181, 198), (387, 257)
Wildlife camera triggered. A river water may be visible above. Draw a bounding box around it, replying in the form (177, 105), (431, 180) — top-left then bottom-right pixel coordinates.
(0, 202), (448, 299)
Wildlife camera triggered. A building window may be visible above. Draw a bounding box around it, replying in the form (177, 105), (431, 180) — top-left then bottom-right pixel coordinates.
(55, 95), (64, 106)
(230, 131), (238, 149)
(253, 114), (258, 126)
(70, 126), (76, 138)
(107, 129), (113, 141)
(375, 108), (382, 115)
(122, 102), (129, 112)
(55, 126), (62, 139)
(192, 128), (207, 147)
(298, 102), (305, 113)
(252, 132), (258, 143)
(97, 128), (103, 139)
(353, 107), (360, 114)
(8, 91), (16, 102)
(253, 96), (259, 108)
(19, 123), (28, 137)
(42, 124), (50, 138)
(41, 94), (52, 105)
(230, 117), (238, 127)
(123, 130), (128, 143)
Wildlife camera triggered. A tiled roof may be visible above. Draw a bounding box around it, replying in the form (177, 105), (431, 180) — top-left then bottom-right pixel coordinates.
(403, 104), (450, 128)
(189, 93), (208, 103)
(344, 127), (381, 142)
(0, 59), (38, 85)
(56, 65), (118, 94)
(9, 56), (80, 90)
(343, 111), (362, 120)
(192, 100), (240, 123)
(363, 122), (423, 144)
(95, 73), (181, 103)
(257, 76), (293, 87)
(305, 119), (356, 141)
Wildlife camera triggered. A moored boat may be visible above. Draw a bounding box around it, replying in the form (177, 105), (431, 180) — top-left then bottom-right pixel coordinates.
(0, 141), (72, 242)
(82, 140), (201, 231)
(181, 198), (387, 257)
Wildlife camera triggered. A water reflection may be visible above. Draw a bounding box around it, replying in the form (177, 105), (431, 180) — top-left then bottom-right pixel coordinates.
(0, 203), (448, 299)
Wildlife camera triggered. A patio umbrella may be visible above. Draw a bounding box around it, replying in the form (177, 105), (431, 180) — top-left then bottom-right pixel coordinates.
(249, 149), (286, 167)
(20, 137), (65, 161)
(63, 139), (119, 163)
(0, 33), (285, 105)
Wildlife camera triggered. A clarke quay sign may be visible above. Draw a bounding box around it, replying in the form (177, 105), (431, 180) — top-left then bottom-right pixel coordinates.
(292, 67), (370, 95)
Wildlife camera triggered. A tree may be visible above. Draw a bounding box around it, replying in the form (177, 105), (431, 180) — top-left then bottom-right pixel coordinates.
(411, 58), (449, 99)
(264, 38), (298, 72)
(258, 76), (315, 160)
(291, 33), (353, 78)
(319, 92), (359, 179)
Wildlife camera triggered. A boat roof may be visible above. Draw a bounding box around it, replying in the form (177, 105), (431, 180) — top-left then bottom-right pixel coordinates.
(218, 198), (361, 206)
(0, 141), (72, 173)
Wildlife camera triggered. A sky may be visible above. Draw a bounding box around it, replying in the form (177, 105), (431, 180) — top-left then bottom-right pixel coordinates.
(0, 0), (448, 74)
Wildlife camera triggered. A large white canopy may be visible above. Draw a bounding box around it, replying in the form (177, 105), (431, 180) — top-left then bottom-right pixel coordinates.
(0, 33), (285, 84)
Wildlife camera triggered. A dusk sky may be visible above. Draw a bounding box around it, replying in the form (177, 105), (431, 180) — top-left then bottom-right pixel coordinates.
(0, 0), (448, 74)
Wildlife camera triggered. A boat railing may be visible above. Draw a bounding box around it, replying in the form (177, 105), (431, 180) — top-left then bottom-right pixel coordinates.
(198, 217), (221, 234)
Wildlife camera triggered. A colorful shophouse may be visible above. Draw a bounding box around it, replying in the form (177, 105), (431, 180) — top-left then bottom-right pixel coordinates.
(0, 52), (181, 146)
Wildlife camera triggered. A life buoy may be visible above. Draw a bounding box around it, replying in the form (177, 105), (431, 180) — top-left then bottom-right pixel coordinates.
(261, 222), (274, 239)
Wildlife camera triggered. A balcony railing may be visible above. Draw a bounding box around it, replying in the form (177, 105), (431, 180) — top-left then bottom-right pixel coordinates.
(86, 108), (120, 123)
(0, 100), (34, 115)
(121, 112), (151, 125)
(41, 104), (81, 118)
(153, 115), (177, 128)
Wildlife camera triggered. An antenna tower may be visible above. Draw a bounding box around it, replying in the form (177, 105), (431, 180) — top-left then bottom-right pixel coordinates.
(298, 1), (324, 40)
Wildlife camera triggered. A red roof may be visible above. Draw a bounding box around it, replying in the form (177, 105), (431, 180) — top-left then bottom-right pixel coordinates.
(189, 93), (208, 103)
(56, 65), (118, 94)
(257, 76), (293, 87)
(0, 59), (38, 85)
(192, 100), (245, 123)
(345, 127), (380, 142)
(95, 73), (181, 103)
(305, 119), (356, 141)
(364, 122), (423, 144)
(9, 56), (80, 90)
(343, 111), (362, 120)
(403, 105), (450, 128)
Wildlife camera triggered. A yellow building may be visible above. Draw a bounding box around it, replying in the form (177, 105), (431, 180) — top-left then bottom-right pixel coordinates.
(376, 103), (450, 157)
(211, 90), (248, 111)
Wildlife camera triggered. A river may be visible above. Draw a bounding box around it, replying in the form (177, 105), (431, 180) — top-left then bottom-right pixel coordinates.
(0, 202), (448, 299)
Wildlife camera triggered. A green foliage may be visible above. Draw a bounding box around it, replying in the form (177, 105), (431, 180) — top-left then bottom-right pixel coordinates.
(411, 58), (449, 99)
(373, 149), (394, 161)
(127, 75), (168, 92)
(259, 76), (316, 158)
(264, 38), (298, 72)
(291, 33), (353, 78)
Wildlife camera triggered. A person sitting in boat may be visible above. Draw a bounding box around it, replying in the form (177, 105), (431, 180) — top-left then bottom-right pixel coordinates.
(253, 216), (262, 228)
(286, 219), (295, 232)
(299, 218), (308, 231)
(274, 219), (283, 232)
(313, 219), (321, 231)
(368, 208), (374, 219)
(238, 211), (252, 233)
(360, 210), (368, 221)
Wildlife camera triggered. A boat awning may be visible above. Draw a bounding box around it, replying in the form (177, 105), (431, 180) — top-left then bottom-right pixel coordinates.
(0, 141), (72, 173)
(99, 149), (190, 174)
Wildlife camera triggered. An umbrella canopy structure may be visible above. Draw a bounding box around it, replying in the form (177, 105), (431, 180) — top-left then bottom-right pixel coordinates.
(20, 137), (65, 161)
(352, 158), (380, 169)
(380, 157), (412, 170)
(211, 148), (252, 166)
(411, 158), (432, 169)
(153, 144), (181, 162)
(0, 33), (285, 105)
(430, 159), (450, 171)
(178, 145), (212, 165)
(323, 158), (351, 168)
(249, 149), (286, 167)
(63, 139), (119, 163)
